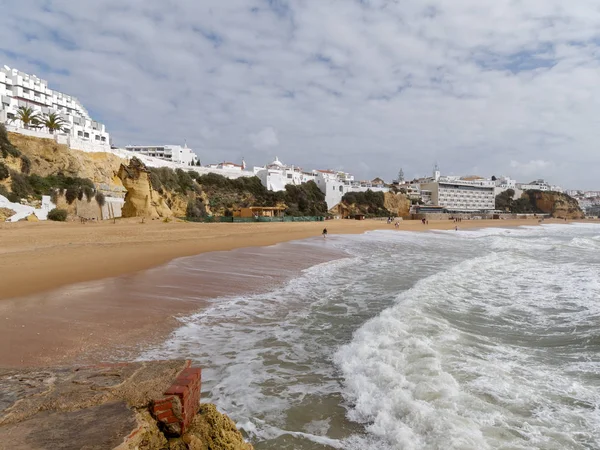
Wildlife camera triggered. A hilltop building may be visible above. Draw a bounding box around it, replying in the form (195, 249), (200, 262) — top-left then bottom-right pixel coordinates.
(254, 157), (316, 191)
(0, 65), (109, 145)
(124, 144), (198, 166)
(517, 179), (563, 193)
(205, 160), (246, 171)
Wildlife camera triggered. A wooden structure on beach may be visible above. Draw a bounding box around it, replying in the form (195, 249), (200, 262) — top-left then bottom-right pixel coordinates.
(235, 206), (286, 218)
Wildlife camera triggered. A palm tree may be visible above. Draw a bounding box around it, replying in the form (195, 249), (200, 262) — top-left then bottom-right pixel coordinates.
(44, 112), (66, 134)
(15, 106), (41, 129)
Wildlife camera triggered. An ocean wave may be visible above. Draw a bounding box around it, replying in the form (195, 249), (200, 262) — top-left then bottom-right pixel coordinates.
(139, 223), (600, 449)
(335, 247), (600, 449)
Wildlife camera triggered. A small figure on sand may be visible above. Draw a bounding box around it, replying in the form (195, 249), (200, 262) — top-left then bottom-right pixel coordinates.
(322, 228), (328, 238)
(455, 226), (458, 231)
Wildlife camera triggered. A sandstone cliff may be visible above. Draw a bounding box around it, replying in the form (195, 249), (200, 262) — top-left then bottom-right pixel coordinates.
(118, 157), (173, 218)
(384, 192), (411, 217)
(524, 190), (584, 219)
(7, 132), (126, 196)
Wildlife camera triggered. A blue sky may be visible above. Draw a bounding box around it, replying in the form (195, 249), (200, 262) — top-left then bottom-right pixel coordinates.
(2, 0), (600, 189)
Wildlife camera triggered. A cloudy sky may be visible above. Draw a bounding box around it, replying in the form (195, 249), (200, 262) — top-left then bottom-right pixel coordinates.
(2, 0), (600, 189)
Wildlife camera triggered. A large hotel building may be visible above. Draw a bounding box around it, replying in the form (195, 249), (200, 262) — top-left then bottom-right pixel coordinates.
(420, 167), (496, 212)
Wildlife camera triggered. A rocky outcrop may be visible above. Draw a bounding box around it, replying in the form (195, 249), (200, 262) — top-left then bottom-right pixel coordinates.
(118, 158), (173, 219)
(384, 192), (411, 217)
(524, 190), (584, 219)
(0, 360), (253, 450)
(0, 207), (15, 222)
(182, 404), (254, 450)
(6, 132), (126, 196)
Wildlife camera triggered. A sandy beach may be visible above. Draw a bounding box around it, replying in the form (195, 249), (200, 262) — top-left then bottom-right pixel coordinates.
(0, 218), (570, 367)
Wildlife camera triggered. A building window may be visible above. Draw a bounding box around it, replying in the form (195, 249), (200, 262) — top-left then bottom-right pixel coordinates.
(287, 174), (293, 179)
(95, 135), (100, 141)
(84, 132), (89, 138)
(101, 137), (106, 142)
(78, 131), (83, 137)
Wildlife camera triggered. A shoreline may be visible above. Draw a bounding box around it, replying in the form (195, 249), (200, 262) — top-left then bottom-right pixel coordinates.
(0, 218), (585, 368)
(0, 218), (564, 301)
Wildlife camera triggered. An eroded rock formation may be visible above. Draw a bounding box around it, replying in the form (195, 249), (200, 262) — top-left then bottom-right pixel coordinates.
(384, 192), (411, 217)
(118, 157), (173, 218)
(524, 191), (585, 219)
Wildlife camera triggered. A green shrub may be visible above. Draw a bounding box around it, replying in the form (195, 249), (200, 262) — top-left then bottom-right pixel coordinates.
(186, 198), (206, 218)
(83, 185), (94, 201)
(0, 124), (21, 159)
(47, 208), (68, 221)
(65, 187), (78, 204)
(0, 162), (8, 180)
(10, 171), (33, 200)
(95, 192), (106, 207)
(0, 184), (9, 198)
(20, 155), (31, 174)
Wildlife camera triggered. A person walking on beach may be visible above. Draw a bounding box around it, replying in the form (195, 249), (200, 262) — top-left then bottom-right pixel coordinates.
(322, 228), (328, 238)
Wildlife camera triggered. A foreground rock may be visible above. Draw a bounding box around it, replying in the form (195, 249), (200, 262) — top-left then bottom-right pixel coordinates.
(0, 360), (253, 450)
(117, 157), (173, 219)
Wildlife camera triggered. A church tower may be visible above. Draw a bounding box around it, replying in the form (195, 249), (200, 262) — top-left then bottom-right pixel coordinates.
(433, 163), (441, 181)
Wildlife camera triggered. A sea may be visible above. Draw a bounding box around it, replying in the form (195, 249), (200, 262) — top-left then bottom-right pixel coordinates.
(142, 223), (600, 450)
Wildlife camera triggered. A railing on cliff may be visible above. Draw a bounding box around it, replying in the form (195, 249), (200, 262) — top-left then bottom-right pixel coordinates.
(182, 215), (325, 223)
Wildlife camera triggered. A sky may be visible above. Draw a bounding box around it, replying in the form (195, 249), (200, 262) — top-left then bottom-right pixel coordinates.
(2, 1), (600, 189)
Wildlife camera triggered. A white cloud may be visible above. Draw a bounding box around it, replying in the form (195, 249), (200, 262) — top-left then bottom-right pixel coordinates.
(1, 0), (600, 188)
(249, 127), (279, 150)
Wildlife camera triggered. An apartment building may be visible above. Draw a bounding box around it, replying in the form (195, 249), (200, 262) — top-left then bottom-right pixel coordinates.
(124, 144), (198, 166)
(0, 65), (109, 144)
(421, 180), (496, 211)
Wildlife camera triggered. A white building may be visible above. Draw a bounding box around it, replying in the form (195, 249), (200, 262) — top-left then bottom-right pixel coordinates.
(0, 65), (109, 144)
(124, 144), (198, 166)
(254, 157), (316, 191)
(421, 179), (496, 211)
(517, 179), (563, 193)
(493, 176), (522, 199)
(418, 167), (496, 211)
(204, 160), (247, 171)
(313, 170), (389, 210)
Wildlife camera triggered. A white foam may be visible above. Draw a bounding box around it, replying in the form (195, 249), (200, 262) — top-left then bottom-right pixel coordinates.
(140, 224), (600, 449)
(335, 237), (600, 449)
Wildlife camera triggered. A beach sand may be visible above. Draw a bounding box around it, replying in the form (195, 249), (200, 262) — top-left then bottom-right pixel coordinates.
(0, 218), (564, 367)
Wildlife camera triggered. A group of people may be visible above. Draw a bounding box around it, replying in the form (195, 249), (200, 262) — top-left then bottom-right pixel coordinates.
(387, 216), (402, 229)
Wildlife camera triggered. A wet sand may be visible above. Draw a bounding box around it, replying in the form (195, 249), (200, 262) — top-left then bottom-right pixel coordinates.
(0, 218), (568, 367)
